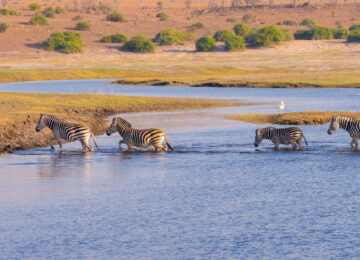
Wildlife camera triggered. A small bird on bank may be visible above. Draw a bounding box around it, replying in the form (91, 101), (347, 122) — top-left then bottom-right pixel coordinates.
(278, 101), (285, 110)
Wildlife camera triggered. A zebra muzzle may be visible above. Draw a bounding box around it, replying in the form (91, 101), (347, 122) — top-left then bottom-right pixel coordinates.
(327, 129), (333, 135)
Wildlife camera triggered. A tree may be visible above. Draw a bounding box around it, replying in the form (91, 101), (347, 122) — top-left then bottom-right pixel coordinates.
(1, 0), (8, 7)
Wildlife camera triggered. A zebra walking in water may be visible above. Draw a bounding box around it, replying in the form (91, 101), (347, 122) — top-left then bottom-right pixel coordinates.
(327, 115), (360, 149)
(106, 117), (173, 152)
(36, 114), (98, 152)
(254, 126), (308, 150)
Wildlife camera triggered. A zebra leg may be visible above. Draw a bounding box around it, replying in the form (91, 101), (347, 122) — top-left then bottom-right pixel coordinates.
(50, 137), (56, 150)
(119, 140), (125, 146)
(296, 140), (304, 150)
(354, 138), (359, 150)
(291, 140), (297, 150)
(58, 139), (63, 152)
(350, 139), (355, 148)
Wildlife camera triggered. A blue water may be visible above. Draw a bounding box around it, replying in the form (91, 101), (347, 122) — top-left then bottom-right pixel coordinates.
(0, 80), (360, 259)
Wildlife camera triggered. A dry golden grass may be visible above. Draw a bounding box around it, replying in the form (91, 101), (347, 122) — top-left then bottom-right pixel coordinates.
(228, 111), (360, 125)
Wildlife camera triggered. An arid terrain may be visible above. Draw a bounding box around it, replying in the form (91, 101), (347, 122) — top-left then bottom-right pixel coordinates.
(0, 1), (360, 86)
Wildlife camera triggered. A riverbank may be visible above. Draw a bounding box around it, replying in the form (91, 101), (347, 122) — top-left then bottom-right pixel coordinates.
(0, 92), (244, 153)
(228, 111), (360, 125)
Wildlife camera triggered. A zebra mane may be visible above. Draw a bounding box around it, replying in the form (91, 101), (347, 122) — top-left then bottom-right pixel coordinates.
(115, 117), (132, 128)
(335, 115), (359, 124)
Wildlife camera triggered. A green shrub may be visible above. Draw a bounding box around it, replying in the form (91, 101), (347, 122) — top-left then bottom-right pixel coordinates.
(233, 23), (250, 37)
(225, 36), (245, 51)
(301, 18), (315, 28)
(294, 26), (333, 40)
(213, 29), (235, 42)
(121, 34), (156, 53)
(196, 35), (215, 52)
(347, 29), (360, 42)
(247, 25), (285, 47)
(29, 14), (49, 25)
(29, 3), (41, 11)
(55, 6), (66, 14)
(72, 15), (83, 21)
(76, 21), (90, 31)
(282, 29), (294, 41)
(294, 30), (309, 39)
(308, 26), (333, 40)
(349, 24), (360, 31)
(242, 14), (256, 23)
(187, 22), (205, 32)
(42, 7), (55, 18)
(0, 9), (17, 15)
(226, 18), (237, 23)
(332, 27), (350, 39)
(106, 12), (126, 22)
(101, 33), (128, 43)
(156, 12), (169, 21)
(154, 28), (192, 45)
(282, 20), (297, 26)
(43, 31), (84, 54)
(0, 23), (8, 33)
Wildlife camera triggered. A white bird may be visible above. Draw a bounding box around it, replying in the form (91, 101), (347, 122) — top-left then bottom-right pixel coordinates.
(278, 101), (285, 110)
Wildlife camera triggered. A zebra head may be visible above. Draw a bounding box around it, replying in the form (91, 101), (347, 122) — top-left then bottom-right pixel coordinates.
(106, 117), (132, 136)
(36, 114), (47, 132)
(328, 115), (339, 135)
(254, 128), (263, 147)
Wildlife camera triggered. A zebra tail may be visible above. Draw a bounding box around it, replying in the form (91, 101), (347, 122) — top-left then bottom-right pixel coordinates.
(302, 134), (308, 146)
(164, 135), (173, 151)
(91, 132), (99, 149)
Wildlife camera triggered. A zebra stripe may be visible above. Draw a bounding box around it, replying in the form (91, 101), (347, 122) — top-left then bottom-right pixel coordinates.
(328, 115), (360, 149)
(106, 117), (173, 151)
(254, 126), (308, 150)
(35, 114), (98, 152)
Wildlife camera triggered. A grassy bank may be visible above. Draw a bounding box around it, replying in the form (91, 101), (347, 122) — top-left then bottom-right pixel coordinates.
(0, 92), (243, 153)
(228, 111), (360, 125)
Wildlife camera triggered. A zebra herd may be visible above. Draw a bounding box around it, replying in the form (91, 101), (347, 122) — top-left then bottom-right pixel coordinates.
(35, 114), (360, 152)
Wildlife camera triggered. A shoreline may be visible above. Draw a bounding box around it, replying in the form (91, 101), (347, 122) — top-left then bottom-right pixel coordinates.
(0, 92), (247, 154)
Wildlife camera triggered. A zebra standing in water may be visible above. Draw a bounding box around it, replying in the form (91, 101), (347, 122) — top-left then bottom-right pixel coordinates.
(106, 117), (173, 152)
(328, 115), (360, 149)
(254, 126), (308, 150)
(36, 114), (98, 152)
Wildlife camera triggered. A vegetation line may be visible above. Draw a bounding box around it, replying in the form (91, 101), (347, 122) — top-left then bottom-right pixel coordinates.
(228, 111), (360, 125)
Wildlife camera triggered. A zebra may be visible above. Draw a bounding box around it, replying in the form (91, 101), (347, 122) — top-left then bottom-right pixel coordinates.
(106, 117), (173, 152)
(254, 126), (308, 150)
(327, 115), (360, 149)
(35, 114), (98, 152)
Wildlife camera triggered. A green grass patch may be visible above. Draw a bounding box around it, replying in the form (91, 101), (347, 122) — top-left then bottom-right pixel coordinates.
(42, 7), (55, 18)
(196, 35), (215, 52)
(214, 29), (235, 42)
(154, 28), (192, 46)
(0, 8), (17, 15)
(225, 36), (245, 51)
(29, 14), (49, 26)
(76, 21), (90, 31)
(121, 34), (156, 53)
(29, 3), (41, 11)
(187, 22), (205, 32)
(101, 33), (128, 43)
(43, 31), (84, 54)
(106, 12), (126, 22)
(156, 12), (169, 21)
(0, 23), (8, 33)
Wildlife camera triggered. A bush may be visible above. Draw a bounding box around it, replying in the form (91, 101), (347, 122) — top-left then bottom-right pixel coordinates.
(76, 21), (90, 31)
(225, 36), (245, 51)
(282, 29), (294, 41)
(247, 25), (285, 47)
(301, 18), (315, 28)
(196, 35), (215, 52)
(0, 9), (17, 15)
(43, 31), (84, 54)
(333, 27), (350, 39)
(347, 29), (360, 42)
(106, 12), (126, 22)
(349, 24), (360, 31)
(233, 23), (250, 37)
(0, 23), (8, 33)
(187, 22), (205, 32)
(156, 12), (169, 21)
(29, 14), (49, 25)
(213, 29), (235, 42)
(101, 33), (128, 43)
(294, 26), (333, 40)
(72, 15), (83, 21)
(294, 30), (309, 39)
(303, 2), (310, 7)
(42, 7), (55, 18)
(29, 3), (41, 11)
(282, 20), (297, 26)
(154, 28), (192, 45)
(55, 6), (66, 14)
(308, 26), (333, 40)
(226, 18), (237, 23)
(121, 34), (156, 53)
(243, 14), (256, 23)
